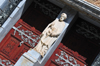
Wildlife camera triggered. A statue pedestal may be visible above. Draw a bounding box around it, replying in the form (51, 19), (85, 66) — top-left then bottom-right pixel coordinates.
(14, 49), (41, 66)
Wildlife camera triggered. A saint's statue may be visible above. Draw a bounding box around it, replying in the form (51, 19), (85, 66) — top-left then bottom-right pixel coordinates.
(34, 13), (67, 57)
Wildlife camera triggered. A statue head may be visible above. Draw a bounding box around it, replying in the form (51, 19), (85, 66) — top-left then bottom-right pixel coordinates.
(59, 13), (67, 22)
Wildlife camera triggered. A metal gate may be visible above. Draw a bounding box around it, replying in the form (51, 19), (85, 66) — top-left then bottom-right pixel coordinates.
(0, 19), (41, 65)
(45, 43), (87, 66)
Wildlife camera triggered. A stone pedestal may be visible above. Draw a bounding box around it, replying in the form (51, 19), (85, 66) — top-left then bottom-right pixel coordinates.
(14, 49), (41, 66)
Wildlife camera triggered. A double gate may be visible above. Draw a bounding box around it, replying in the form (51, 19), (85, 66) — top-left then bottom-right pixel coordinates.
(0, 19), (41, 65)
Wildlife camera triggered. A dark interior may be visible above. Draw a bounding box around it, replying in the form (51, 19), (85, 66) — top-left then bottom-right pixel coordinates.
(21, 1), (61, 32)
(21, 3), (53, 32)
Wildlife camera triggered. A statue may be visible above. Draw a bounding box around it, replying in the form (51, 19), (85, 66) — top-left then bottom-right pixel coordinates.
(34, 13), (67, 57)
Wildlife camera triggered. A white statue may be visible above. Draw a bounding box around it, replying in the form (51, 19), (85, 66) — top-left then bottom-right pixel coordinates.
(34, 13), (67, 57)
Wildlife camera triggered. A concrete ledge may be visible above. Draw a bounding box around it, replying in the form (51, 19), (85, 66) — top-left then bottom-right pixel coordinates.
(23, 49), (41, 63)
(14, 56), (35, 66)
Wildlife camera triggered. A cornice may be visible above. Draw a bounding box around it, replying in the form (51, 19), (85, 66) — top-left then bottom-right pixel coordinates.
(60, 0), (100, 23)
